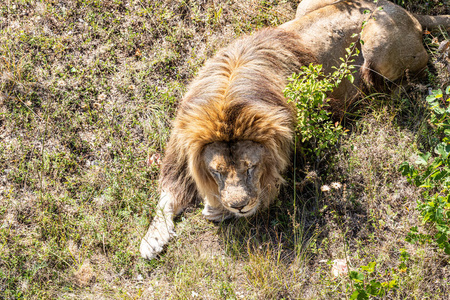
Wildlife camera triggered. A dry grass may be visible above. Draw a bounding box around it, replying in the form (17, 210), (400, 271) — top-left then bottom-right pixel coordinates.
(1, 0), (449, 299)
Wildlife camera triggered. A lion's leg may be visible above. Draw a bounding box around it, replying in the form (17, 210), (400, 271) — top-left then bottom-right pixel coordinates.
(295, 0), (338, 19)
(360, 1), (428, 83)
(140, 190), (184, 260)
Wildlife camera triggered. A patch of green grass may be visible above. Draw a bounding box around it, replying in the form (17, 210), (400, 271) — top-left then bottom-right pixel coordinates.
(1, 0), (450, 299)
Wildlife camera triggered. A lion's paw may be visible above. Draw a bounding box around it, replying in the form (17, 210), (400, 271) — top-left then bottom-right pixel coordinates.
(140, 221), (175, 260)
(202, 204), (233, 222)
(140, 237), (162, 260)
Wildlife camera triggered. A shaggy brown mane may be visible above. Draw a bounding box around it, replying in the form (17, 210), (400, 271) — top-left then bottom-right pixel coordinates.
(160, 28), (315, 209)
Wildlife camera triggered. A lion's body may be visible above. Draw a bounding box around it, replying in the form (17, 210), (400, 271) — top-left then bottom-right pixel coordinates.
(140, 0), (450, 260)
(281, 0), (429, 109)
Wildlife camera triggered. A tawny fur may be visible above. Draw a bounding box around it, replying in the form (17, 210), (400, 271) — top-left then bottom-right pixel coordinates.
(140, 0), (450, 260)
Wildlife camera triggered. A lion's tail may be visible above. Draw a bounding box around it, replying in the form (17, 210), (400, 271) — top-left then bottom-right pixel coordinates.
(413, 14), (450, 30)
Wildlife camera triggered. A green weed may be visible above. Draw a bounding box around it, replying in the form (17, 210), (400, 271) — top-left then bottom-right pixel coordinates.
(400, 86), (450, 255)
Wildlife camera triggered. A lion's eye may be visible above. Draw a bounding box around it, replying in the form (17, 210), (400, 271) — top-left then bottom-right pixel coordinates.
(247, 166), (255, 178)
(211, 170), (223, 181)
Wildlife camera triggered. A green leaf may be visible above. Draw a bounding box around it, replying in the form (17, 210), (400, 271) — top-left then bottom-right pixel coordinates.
(357, 290), (369, 300)
(367, 280), (382, 295)
(435, 143), (450, 159)
(399, 162), (413, 176)
(416, 152), (431, 165)
(433, 105), (445, 114)
(350, 291), (360, 300)
(444, 243), (450, 255)
(446, 86), (450, 95)
(350, 271), (365, 282)
(435, 89), (443, 97)
(426, 89), (443, 104)
(435, 232), (448, 244)
(388, 280), (398, 289)
(361, 262), (376, 274)
(347, 74), (354, 83)
(426, 94), (438, 103)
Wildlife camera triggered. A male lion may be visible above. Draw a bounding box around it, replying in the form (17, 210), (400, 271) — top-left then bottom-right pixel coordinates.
(140, 0), (450, 260)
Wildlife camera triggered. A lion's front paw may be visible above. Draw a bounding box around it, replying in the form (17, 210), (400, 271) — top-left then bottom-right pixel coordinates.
(140, 236), (163, 260)
(202, 203), (233, 222)
(140, 220), (175, 260)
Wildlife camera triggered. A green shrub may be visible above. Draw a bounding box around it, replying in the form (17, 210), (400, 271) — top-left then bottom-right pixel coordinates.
(284, 43), (359, 161)
(349, 261), (399, 300)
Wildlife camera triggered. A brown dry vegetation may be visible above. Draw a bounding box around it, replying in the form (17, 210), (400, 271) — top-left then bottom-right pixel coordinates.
(1, 0), (450, 299)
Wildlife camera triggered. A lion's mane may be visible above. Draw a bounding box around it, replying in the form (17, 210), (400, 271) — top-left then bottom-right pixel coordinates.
(160, 28), (315, 209)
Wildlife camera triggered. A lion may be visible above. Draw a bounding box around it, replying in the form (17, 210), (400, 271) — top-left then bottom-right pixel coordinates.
(140, 0), (450, 260)
(140, 29), (316, 260)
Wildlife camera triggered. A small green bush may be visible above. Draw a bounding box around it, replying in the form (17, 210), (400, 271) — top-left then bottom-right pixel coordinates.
(349, 261), (399, 300)
(284, 63), (343, 160)
(284, 60), (355, 161)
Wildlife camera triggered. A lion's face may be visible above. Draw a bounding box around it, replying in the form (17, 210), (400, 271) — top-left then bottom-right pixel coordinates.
(203, 140), (266, 217)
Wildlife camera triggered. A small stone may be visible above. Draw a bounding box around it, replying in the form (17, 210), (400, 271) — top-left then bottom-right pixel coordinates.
(331, 259), (348, 278)
(331, 182), (342, 189)
(320, 185), (331, 192)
